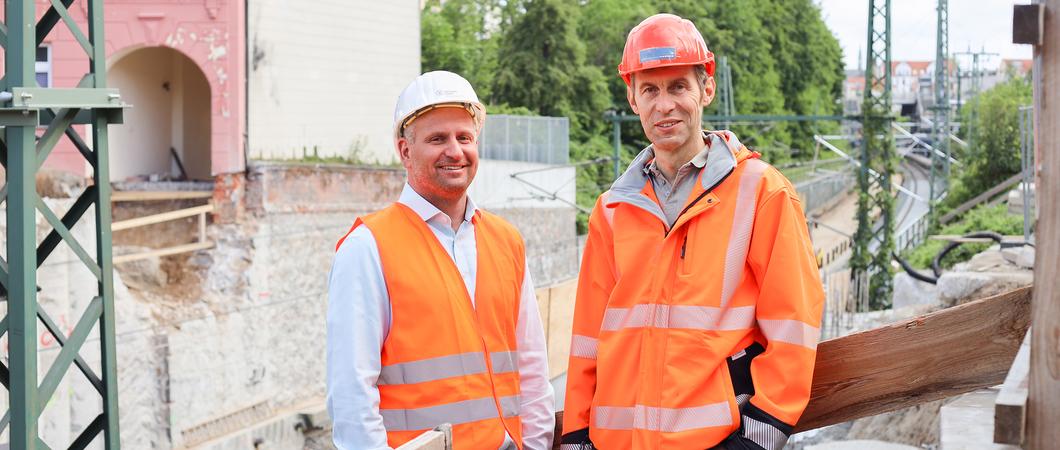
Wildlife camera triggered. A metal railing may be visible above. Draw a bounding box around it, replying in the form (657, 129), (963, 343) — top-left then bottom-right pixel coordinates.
(895, 212), (932, 252)
(795, 170), (855, 214)
(479, 115), (570, 165)
(110, 191), (215, 263)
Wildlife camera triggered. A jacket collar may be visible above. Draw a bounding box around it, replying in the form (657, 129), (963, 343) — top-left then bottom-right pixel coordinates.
(606, 131), (751, 224)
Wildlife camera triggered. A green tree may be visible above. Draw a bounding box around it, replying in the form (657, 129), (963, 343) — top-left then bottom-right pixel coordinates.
(421, 0), (501, 98)
(945, 75), (1032, 209)
(491, 0), (611, 141)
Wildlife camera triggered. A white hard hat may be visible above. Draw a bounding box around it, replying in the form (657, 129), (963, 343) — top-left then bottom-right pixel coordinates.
(393, 71), (486, 139)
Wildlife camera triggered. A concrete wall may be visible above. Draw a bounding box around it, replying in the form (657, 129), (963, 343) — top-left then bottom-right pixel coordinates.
(247, 0), (420, 164)
(0, 199), (170, 449)
(238, 160), (579, 286)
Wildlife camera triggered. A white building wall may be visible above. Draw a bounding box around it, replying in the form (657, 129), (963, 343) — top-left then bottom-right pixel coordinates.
(248, 0), (420, 164)
(469, 160), (577, 211)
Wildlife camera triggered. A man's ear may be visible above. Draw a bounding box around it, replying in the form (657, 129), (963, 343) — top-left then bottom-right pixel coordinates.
(701, 77), (717, 107)
(627, 85), (640, 115)
(396, 137), (412, 164)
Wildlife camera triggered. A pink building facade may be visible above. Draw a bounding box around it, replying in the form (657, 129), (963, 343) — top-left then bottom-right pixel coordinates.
(32, 0), (245, 177)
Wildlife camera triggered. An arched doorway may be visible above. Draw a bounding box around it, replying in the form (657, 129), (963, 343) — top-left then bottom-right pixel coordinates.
(109, 46), (212, 181)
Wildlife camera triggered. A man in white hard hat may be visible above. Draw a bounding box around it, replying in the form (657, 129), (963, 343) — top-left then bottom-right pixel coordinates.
(327, 71), (555, 450)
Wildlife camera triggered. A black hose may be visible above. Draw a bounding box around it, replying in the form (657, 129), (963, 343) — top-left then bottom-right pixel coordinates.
(931, 231), (1003, 278)
(893, 251), (938, 284)
(892, 230), (1005, 285)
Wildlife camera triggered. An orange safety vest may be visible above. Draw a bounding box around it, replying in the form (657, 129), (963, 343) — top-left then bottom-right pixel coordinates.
(337, 203), (526, 449)
(563, 131), (824, 450)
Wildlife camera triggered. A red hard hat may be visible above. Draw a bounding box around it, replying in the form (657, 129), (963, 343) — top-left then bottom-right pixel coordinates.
(618, 13), (715, 86)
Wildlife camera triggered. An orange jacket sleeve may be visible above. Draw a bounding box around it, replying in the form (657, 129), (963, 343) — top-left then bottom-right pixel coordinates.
(744, 174), (825, 430)
(561, 195), (617, 444)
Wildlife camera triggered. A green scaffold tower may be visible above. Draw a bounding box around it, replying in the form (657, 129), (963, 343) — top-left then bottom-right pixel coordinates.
(851, 0), (896, 309)
(2, 0), (125, 448)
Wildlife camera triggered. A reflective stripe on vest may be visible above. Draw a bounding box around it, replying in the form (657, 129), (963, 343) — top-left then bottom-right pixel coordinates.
(594, 402), (732, 432)
(378, 351), (519, 385)
(382, 395), (522, 431)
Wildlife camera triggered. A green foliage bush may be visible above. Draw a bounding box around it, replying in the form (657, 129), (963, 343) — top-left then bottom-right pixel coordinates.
(903, 204), (1023, 270)
(943, 75), (1032, 211)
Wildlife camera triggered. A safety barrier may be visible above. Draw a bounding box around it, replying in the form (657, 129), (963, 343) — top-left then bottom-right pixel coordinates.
(479, 114), (570, 165)
(110, 190), (214, 264)
(795, 170), (855, 215)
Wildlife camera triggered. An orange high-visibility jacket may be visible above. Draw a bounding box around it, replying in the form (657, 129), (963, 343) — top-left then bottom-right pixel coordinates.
(338, 203), (526, 449)
(562, 131), (824, 450)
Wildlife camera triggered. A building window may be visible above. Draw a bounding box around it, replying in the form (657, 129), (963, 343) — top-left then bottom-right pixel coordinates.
(36, 45), (52, 87)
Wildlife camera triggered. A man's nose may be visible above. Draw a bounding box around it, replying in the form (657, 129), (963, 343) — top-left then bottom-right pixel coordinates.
(442, 136), (463, 157)
(656, 91), (677, 113)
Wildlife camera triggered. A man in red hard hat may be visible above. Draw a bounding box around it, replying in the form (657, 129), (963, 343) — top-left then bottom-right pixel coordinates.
(562, 14), (824, 450)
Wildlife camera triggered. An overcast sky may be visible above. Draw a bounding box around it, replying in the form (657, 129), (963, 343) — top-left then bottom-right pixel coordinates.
(815, 0), (1033, 70)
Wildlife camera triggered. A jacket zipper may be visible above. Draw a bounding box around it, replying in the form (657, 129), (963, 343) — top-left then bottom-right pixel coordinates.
(664, 166), (735, 238)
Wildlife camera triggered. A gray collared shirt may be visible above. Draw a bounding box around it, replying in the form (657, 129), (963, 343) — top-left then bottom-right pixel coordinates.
(644, 138), (712, 227)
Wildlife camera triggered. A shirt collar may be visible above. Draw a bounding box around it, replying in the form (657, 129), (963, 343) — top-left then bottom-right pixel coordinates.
(642, 133), (713, 178)
(398, 183), (479, 223)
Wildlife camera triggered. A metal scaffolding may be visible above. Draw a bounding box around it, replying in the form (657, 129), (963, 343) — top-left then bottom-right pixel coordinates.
(930, 0), (950, 210)
(851, 0), (896, 308)
(1, 0), (125, 448)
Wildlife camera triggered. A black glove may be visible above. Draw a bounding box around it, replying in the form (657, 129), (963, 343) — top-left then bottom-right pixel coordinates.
(559, 428), (595, 450)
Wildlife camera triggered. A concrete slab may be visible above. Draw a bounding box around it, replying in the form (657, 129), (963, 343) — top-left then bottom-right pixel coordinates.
(805, 439), (920, 450)
(940, 389), (1021, 450)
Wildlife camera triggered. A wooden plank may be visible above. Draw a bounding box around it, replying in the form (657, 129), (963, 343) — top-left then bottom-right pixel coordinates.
(110, 190), (213, 202)
(1028, 2), (1060, 447)
(111, 204), (213, 231)
(995, 331), (1030, 445)
(396, 424), (452, 450)
(113, 241), (214, 264)
(940, 173), (1022, 224)
(796, 286), (1032, 431)
(552, 411), (564, 450)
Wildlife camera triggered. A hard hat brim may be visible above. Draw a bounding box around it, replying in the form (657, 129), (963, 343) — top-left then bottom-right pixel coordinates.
(395, 102), (485, 139)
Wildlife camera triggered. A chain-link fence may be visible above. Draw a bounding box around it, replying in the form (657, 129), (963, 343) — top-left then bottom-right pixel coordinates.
(479, 115), (570, 165)
(795, 169), (855, 214)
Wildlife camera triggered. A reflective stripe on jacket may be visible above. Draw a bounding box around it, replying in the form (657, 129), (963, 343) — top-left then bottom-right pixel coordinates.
(339, 203), (526, 449)
(563, 131), (824, 450)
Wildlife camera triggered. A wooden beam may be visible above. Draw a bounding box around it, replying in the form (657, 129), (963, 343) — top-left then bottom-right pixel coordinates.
(397, 424), (452, 450)
(939, 173), (1022, 224)
(796, 286), (1031, 431)
(111, 204), (213, 231)
(1028, 1), (1060, 448)
(113, 241), (213, 264)
(995, 331), (1030, 445)
(110, 190), (212, 202)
